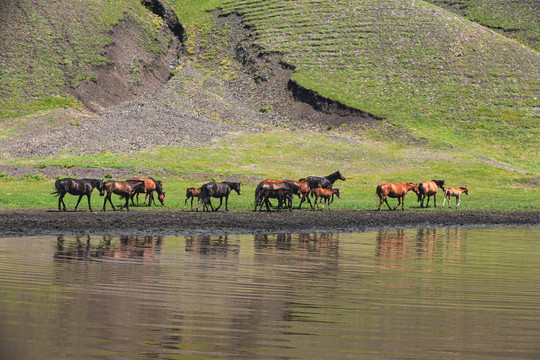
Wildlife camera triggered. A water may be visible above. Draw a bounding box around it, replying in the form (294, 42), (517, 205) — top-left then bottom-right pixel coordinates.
(0, 227), (539, 360)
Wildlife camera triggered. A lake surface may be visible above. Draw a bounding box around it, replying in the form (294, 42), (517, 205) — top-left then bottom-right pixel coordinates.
(1, 226), (539, 360)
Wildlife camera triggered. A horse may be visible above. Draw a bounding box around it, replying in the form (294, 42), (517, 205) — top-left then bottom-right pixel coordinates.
(257, 187), (295, 212)
(52, 178), (105, 212)
(313, 188), (340, 210)
(199, 181), (241, 212)
(417, 180), (446, 208)
(300, 170), (346, 190)
(442, 186), (468, 208)
(183, 187), (202, 211)
(128, 177), (165, 206)
(103, 180), (146, 211)
(254, 181), (301, 211)
(300, 170), (345, 208)
(261, 179), (314, 209)
(376, 182), (419, 211)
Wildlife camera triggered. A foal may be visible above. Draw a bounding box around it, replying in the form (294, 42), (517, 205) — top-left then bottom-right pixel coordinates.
(442, 187), (468, 208)
(313, 188), (340, 210)
(183, 187), (201, 211)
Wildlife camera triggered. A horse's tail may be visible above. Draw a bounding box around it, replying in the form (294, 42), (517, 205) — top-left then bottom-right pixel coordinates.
(254, 182), (263, 206)
(199, 184), (211, 204)
(375, 184), (382, 196)
(51, 190), (61, 197)
(417, 183), (424, 201)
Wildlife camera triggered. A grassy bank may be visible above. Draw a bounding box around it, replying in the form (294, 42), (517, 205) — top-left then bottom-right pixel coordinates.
(1, 132), (537, 212)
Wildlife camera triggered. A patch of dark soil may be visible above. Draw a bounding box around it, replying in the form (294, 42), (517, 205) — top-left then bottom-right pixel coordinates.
(141, 0), (185, 40)
(0, 209), (538, 237)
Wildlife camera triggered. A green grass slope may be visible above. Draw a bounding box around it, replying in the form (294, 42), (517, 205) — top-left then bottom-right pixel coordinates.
(0, 0), (170, 118)
(217, 0), (539, 174)
(425, 0), (539, 51)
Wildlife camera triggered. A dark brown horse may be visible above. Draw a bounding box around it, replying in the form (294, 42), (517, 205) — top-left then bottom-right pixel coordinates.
(52, 178), (105, 212)
(313, 188), (341, 211)
(129, 177), (165, 206)
(254, 181), (301, 211)
(417, 180), (445, 208)
(103, 180), (146, 211)
(199, 181), (241, 212)
(442, 186), (468, 208)
(376, 182), (419, 211)
(257, 187), (295, 212)
(183, 187), (201, 211)
(261, 179), (314, 209)
(300, 170), (346, 190)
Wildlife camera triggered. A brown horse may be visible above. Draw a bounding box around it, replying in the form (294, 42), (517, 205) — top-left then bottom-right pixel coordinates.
(52, 178), (105, 212)
(417, 180), (445, 208)
(128, 177), (165, 206)
(376, 182), (419, 211)
(103, 180), (146, 211)
(442, 186), (468, 208)
(183, 187), (201, 211)
(313, 188), (340, 210)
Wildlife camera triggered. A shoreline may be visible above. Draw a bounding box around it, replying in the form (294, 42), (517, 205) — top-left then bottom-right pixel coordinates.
(0, 209), (538, 237)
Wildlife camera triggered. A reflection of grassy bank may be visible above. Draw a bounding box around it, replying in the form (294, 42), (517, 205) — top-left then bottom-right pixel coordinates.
(1, 132), (537, 211)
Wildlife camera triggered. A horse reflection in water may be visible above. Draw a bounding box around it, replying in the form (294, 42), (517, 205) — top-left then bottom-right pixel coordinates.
(54, 235), (164, 262)
(113, 236), (165, 261)
(375, 228), (463, 269)
(254, 233), (339, 257)
(184, 235), (233, 255)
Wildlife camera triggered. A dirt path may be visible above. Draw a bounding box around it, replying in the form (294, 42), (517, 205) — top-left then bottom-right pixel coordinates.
(0, 209), (538, 237)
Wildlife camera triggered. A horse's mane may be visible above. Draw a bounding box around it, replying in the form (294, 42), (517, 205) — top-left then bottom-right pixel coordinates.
(431, 180), (445, 187)
(149, 177), (163, 194)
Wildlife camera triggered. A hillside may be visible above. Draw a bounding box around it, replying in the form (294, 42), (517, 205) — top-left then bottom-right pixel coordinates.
(0, 0), (538, 208)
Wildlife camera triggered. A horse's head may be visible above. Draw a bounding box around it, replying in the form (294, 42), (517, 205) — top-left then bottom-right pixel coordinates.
(333, 188), (341, 198)
(232, 182), (241, 195)
(336, 170), (346, 181)
(97, 180), (105, 196)
(463, 187), (469, 195)
(158, 192), (165, 205)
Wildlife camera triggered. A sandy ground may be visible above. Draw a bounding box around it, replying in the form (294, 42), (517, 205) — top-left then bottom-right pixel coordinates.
(0, 209), (538, 237)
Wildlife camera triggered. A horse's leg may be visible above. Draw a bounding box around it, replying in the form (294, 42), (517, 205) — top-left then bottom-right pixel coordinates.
(401, 195), (406, 211)
(456, 195), (461, 209)
(434, 194), (437, 208)
(74, 195), (84, 212)
(124, 195), (130, 211)
(86, 194), (93, 212)
(224, 195), (230, 212)
(442, 194), (447, 208)
(214, 197), (222, 212)
(58, 192), (66, 211)
(393, 196), (401, 211)
(384, 197), (393, 211)
(104, 194), (116, 211)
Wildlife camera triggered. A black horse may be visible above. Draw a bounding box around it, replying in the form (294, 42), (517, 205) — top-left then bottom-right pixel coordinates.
(299, 170), (346, 207)
(199, 181), (241, 212)
(52, 178), (105, 212)
(300, 170), (346, 189)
